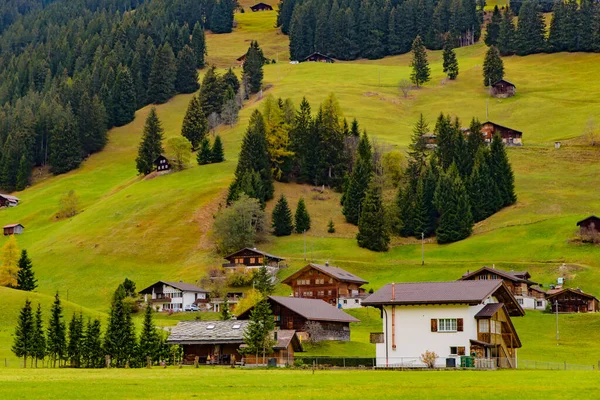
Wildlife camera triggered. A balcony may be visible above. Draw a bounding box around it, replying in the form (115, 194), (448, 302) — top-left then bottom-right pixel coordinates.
(151, 297), (172, 303)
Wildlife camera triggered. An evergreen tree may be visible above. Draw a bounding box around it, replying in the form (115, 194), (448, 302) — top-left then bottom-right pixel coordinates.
(113, 66), (137, 127)
(16, 249), (37, 291)
(482, 46), (504, 86)
(49, 106), (82, 175)
(148, 43), (177, 104)
(211, 135), (225, 162)
(243, 41), (265, 94)
(211, 0), (235, 34)
(221, 68), (241, 94)
(199, 66), (224, 117)
(67, 313), (84, 368)
(82, 319), (103, 368)
(407, 113), (429, 177)
(315, 94), (347, 188)
(343, 131), (373, 224)
(272, 194), (294, 236)
(16, 155), (30, 191)
(497, 8), (516, 56)
(138, 305), (161, 365)
(485, 6), (502, 46)
(412, 172), (437, 238)
(396, 183), (416, 237)
(176, 45), (200, 94)
(289, 97), (315, 182)
(515, 0), (546, 55)
(468, 147), (501, 222)
(220, 297), (232, 320)
(410, 35), (431, 87)
(294, 198), (311, 233)
(32, 304), (46, 367)
(181, 95), (208, 149)
(104, 289), (137, 367)
(434, 113), (456, 171)
(136, 108), (165, 175)
(327, 219), (336, 233)
(254, 265), (275, 296)
(434, 163), (473, 244)
(242, 300), (275, 364)
(467, 118), (485, 159)
(357, 183), (390, 252)
(12, 300), (34, 368)
(191, 22), (207, 68)
(490, 133), (517, 207)
(442, 41), (459, 80)
(197, 137), (213, 165)
(47, 292), (66, 368)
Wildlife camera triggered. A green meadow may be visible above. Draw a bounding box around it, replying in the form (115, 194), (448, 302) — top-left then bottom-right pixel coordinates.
(1, 4), (600, 375)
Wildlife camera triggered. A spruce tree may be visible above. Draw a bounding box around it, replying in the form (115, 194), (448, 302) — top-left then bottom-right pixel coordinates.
(49, 106), (82, 175)
(413, 174), (436, 238)
(434, 113), (457, 171)
(12, 299), (34, 368)
(82, 319), (103, 368)
(211, 135), (225, 163)
(490, 133), (517, 207)
(181, 95), (208, 150)
(515, 0), (546, 55)
(497, 8), (516, 56)
(47, 292), (66, 368)
(243, 300), (275, 364)
(16, 155), (30, 191)
(442, 42), (459, 80)
(220, 297), (232, 320)
(397, 183), (416, 237)
(434, 163), (473, 244)
(191, 22), (207, 68)
(176, 45), (200, 94)
(199, 66), (224, 117)
(485, 6), (502, 46)
(327, 219), (336, 233)
(482, 46), (504, 87)
(467, 118), (485, 159)
(104, 289), (137, 367)
(67, 313), (84, 368)
(148, 43), (177, 104)
(197, 138), (213, 165)
(410, 35), (431, 88)
(16, 249), (37, 291)
(357, 183), (390, 252)
(294, 198), (311, 233)
(343, 131), (373, 224)
(32, 304), (46, 367)
(272, 194), (294, 236)
(113, 66), (137, 127)
(138, 305), (160, 365)
(243, 41), (265, 94)
(253, 265), (275, 296)
(221, 68), (240, 94)
(136, 107), (165, 175)
(408, 113), (429, 177)
(468, 147), (501, 222)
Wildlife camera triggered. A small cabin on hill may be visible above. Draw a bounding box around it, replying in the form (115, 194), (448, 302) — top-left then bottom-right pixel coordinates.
(481, 121), (523, 146)
(236, 54), (246, 67)
(0, 194), (19, 208)
(222, 247), (285, 273)
(3, 223), (24, 236)
(250, 2), (273, 11)
(547, 288), (599, 313)
(154, 155), (174, 173)
(577, 215), (600, 235)
(302, 52), (335, 63)
(491, 79), (516, 98)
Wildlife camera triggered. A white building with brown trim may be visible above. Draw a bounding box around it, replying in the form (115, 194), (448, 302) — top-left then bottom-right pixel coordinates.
(139, 281), (209, 312)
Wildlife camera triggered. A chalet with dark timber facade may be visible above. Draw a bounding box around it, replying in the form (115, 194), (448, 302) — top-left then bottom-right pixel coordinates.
(3, 223), (24, 236)
(281, 262), (368, 309)
(547, 288), (599, 313)
(0, 194), (19, 207)
(250, 2), (273, 11)
(222, 247), (285, 273)
(480, 121), (523, 146)
(154, 154), (173, 173)
(577, 215), (600, 235)
(238, 296), (360, 341)
(242, 330), (303, 366)
(460, 267), (547, 310)
(491, 79), (516, 98)
(302, 52), (335, 63)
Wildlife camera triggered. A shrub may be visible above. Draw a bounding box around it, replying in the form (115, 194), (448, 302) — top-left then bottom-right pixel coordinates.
(293, 359), (304, 368)
(420, 350), (438, 368)
(226, 270), (253, 287)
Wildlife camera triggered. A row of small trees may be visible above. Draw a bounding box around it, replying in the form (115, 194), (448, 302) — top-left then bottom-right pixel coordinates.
(272, 196), (311, 236)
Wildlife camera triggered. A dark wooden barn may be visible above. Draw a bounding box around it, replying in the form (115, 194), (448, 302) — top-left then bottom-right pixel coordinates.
(481, 121), (523, 146)
(491, 79), (516, 98)
(154, 154), (173, 172)
(302, 52), (335, 63)
(547, 288), (599, 313)
(223, 247), (285, 268)
(577, 215), (600, 235)
(3, 223), (24, 235)
(250, 2), (273, 11)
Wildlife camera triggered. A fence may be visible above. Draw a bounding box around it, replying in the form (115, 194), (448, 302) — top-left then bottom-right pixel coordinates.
(293, 356), (376, 368)
(518, 359), (596, 371)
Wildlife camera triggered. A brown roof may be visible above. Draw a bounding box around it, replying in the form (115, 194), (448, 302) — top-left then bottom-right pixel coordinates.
(139, 280), (209, 294)
(460, 266), (537, 285)
(577, 215), (600, 226)
(474, 303), (504, 318)
(491, 79), (516, 88)
(272, 330), (303, 351)
(482, 121), (523, 135)
(224, 247), (285, 262)
(530, 285), (546, 294)
(282, 263), (368, 285)
(547, 288), (599, 301)
(239, 296), (359, 323)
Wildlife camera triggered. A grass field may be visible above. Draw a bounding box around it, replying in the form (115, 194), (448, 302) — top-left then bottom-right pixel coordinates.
(1, 4), (600, 372)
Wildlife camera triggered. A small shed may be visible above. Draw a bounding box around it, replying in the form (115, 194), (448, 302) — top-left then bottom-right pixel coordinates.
(154, 155), (173, 173)
(491, 79), (516, 98)
(250, 2), (273, 11)
(0, 194), (19, 207)
(577, 215), (600, 235)
(236, 54), (247, 67)
(3, 223), (24, 236)
(302, 52), (335, 63)
(548, 288), (599, 313)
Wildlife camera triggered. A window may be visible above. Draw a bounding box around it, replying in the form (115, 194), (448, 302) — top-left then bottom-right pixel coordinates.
(479, 319), (489, 333)
(343, 300), (347, 304)
(438, 319), (457, 332)
(355, 299), (360, 304)
(317, 291), (325, 297)
(250, 257), (256, 264)
(479, 275), (488, 280)
(536, 300), (543, 307)
(517, 298), (524, 305)
(329, 278), (333, 284)
(328, 290), (332, 295)
(450, 346), (458, 355)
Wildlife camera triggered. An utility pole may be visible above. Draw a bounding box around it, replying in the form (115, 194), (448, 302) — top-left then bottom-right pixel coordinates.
(555, 300), (560, 343)
(303, 230), (307, 261)
(421, 233), (425, 265)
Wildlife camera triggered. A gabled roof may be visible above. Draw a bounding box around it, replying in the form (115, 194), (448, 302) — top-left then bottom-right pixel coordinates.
(577, 215), (600, 226)
(166, 320), (248, 344)
(491, 79), (516, 88)
(224, 247), (285, 262)
(302, 52), (335, 62)
(460, 266), (536, 285)
(530, 285), (546, 294)
(236, 54), (247, 62)
(154, 154), (175, 163)
(0, 194), (19, 202)
(282, 263), (368, 285)
(238, 296), (359, 323)
(474, 303), (504, 318)
(3, 223), (24, 229)
(547, 288), (599, 301)
(481, 121), (523, 135)
(139, 280), (209, 294)
(273, 330), (303, 352)
(250, 2), (273, 9)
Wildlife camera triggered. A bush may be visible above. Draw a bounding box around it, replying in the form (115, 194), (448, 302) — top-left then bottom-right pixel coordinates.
(226, 270), (254, 287)
(420, 350), (438, 368)
(293, 359), (304, 368)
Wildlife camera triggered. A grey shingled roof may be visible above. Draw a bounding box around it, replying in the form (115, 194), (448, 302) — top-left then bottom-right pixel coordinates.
(283, 263), (368, 285)
(362, 281), (503, 306)
(461, 267), (536, 285)
(474, 303), (504, 318)
(166, 320), (249, 344)
(139, 280), (209, 294)
(0, 194), (19, 202)
(268, 296), (359, 323)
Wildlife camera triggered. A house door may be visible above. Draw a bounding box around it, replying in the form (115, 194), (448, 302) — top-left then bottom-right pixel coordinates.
(287, 318), (294, 329)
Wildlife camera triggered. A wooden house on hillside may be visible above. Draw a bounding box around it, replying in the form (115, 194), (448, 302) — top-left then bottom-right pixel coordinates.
(547, 288), (599, 313)
(480, 121), (523, 146)
(154, 154), (174, 173)
(250, 2), (273, 11)
(302, 52), (335, 63)
(0, 194), (19, 207)
(281, 262), (368, 309)
(3, 223), (24, 236)
(222, 247), (285, 273)
(577, 215), (600, 235)
(491, 79), (516, 98)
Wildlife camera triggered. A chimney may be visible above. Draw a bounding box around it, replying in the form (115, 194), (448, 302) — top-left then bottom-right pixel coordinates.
(391, 282), (395, 301)
(325, 261), (329, 267)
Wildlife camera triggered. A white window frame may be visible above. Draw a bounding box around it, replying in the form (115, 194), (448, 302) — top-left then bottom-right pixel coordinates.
(438, 318), (457, 332)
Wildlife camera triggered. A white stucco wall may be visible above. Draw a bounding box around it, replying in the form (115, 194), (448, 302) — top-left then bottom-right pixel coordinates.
(338, 297), (363, 309)
(517, 296), (546, 310)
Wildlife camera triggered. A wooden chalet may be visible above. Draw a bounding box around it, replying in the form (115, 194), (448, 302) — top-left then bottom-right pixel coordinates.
(238, 296), (360, 341)
(222, 247), (285, 272)
(480, 121), (523, 146)
(302, 52), (335, 63)
(547, 288), (599, 313)
(242, 330), (303, 366)
(0, 194), (19, 207)
(281, 262), (368, 308)
(3, 223), (24, 236)
(490, 79), (516, 98)
(460, 266), (546, 310)
(577, 215), (600, 235)
(250, 2), (273, 11)
(154, 154), (174, 172)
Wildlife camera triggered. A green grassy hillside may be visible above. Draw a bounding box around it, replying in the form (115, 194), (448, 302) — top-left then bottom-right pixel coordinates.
(1, 9), (600, 366)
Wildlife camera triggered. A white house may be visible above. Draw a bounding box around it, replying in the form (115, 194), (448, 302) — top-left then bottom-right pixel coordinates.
(139, 281), (209, 312)
(362, 280), (524, 369)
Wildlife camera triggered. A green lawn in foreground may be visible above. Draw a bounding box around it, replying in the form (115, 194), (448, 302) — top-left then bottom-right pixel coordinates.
(0, 368), (599, 399)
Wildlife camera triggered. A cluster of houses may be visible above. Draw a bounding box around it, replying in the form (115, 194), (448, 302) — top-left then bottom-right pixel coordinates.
(141, 246), (600, 369)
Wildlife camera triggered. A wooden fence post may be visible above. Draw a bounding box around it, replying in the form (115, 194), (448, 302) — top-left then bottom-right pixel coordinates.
(105, 355), (111, 369)
(147, 356), (152, 369)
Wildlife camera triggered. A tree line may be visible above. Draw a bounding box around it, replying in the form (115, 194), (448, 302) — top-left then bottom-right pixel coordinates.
(0, 0), (234, 191)
(278, 0), (482, 61)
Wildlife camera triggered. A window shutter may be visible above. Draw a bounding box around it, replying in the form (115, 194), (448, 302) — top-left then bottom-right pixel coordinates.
(431, 319), (437, 332)
(458, 347), (466, 356)
(457, 318), (464, 332)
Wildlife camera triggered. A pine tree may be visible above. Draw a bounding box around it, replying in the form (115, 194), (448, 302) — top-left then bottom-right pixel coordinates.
(16, 249), (37, 291)
(220, 297), (232, 320)
(199, 66), (224, 117)
(197, 137), (213, 165)
(442, 41), (459, 80)
(210, 0), (235, 34)
(181, 95), (208, 149)
(497, 8), (516, 56)
(490, 133), (517, 207)
(254, 265), (275, 296)
(191, 22), (207, 69)
(515, 0), (546, 55)
(467, 118), (485, 159)
(410, 35), (431, 88)
(32, 304), (46, 367)
(82, 319), (103, 368)
(148, 43), (177, 104)
(434, 163), (473, 244)
(242, 300), (275, 364)
(136, 107), (165, 175)
(468, 147), (501, 222)
(16, 155), (30, 191)
(176, 45), (200, 94)
(104, 289), (137, 367)
(485, 6), (502, 46)
(243, 41), (265, 94)
(67, 313), (84, 367)
(327, 219), (336, 233)
(113, 66), (137, 127)
(294, 198), (311, 233)
(221, 68), (240, 94)
(407, 114), (429, 177)
(483, 46), (504, 86)
(138, 305), (160, 365)
(434, 113), (457, 171)
(272, 194), (294, 236)
(49, 106), (82, 175)
(412, 173), (437, 237)
(343, 131), (373, 224)
(397, 183), (415, 237)
(211, 135), (225, 163)
(357, 183), (390, 251)
(47, 292), (66, 367)
(12, 300), (34, 368)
